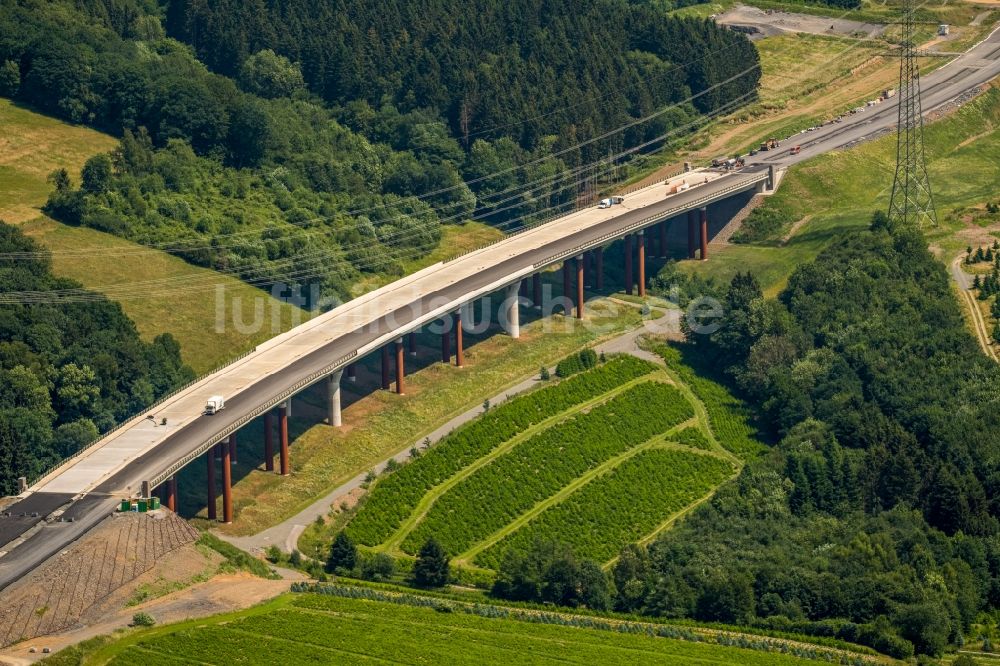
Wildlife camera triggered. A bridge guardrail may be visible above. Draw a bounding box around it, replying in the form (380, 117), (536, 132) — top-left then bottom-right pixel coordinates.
(442, 168), (687, 265)
(28, 345), (260, 490)
(147, 350), (359, 489)
(532, 173), (766, 270)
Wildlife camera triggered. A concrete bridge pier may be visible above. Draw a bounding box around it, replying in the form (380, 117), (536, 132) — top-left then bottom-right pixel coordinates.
(576, 255), (585, 319)
(455, 309), (465, 367)
(222, 440), (233, 523)
(624, 235), (634, 295)
(700, 207), (709, 261)
(279, 402), (290, 476)
(441, 315), (451, 363)
(637, 231), (646, 298)
(327, 369), (343, 427)
(395, 338), (406, 395)
(264, 411), (274, 472)
(595, 247), (604, 290)
(687, 210), (697, 259)
(206, 449), (216, 520)
(381, 346), (391, 390)
(503, 281), (521, 338)
(166, 476), (177, 512)
(562, 261), (572, 312)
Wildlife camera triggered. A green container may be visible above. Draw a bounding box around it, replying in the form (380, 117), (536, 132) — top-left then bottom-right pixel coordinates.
(149, 496), (161, 510)
(120, 499), (131, 512)
(137, 499), (148, 513)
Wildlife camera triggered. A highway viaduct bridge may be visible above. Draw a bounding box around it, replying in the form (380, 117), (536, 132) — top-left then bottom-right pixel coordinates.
(0, 164), (772, 591)
(3, 22), (1000, 591)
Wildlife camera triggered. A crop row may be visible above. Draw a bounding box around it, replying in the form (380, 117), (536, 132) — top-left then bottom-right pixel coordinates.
(670, 426), (713, 451)
(402, 381), (695, 556)
(345, 355), (656, 546)
(658, 345), (765, 458)
(476, 448), (734, 567)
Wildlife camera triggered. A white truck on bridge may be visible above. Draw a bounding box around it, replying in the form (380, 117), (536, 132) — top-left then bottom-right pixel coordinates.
(204, 395), (225, 415)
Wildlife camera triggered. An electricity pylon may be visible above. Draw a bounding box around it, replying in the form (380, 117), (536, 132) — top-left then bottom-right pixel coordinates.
(888, 0), (937, 227)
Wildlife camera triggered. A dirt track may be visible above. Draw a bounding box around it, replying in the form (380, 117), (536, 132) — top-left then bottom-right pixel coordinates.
(716, 4), (886, 40)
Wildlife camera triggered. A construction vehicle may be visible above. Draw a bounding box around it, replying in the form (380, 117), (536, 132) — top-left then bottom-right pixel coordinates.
(205, 395), (225, 415)
(790, 145), (801, 155)
(759, 138), (780, 151)
(711, 157), (728, 167)
(597, 195), (624, 209)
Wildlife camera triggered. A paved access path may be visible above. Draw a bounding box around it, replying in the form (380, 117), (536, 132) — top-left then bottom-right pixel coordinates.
(219, 302), (682, 556)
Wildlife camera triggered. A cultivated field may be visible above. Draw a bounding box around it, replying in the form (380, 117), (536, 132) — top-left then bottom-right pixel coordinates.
(55, 589), (852, 666)
(329, 345), (756, 572)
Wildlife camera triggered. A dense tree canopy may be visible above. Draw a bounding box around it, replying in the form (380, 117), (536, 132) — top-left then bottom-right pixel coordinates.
(0, 223), (193, 494)
(635, 216), (1000, 657)
(1, 0), (760, 299)
(165, 0), (761, 160)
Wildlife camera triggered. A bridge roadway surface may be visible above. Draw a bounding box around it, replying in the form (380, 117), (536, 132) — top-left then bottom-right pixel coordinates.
(2, 22), (1000, 594)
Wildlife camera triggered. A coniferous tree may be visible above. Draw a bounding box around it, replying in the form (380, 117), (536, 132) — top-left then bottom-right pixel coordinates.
(327, 532), (357, 573)
(412, 537), (449, 587)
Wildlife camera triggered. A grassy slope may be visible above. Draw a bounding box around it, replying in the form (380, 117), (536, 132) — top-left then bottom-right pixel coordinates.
(0, 99), (504, 374)
(633, 0), (996, 185)
(0, 98), (306, 373)
(60, 593), (839, 666)
(674, 86), (1000, 296)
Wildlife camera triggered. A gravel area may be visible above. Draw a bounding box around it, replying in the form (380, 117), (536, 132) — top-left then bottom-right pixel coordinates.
(715, 4), (886, 40)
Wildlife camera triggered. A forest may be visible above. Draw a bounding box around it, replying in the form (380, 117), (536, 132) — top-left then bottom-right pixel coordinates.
(164, 0), (761, 159)
(0, 223), (193, 494)
(624, 213), (1000, 658)
(0, 0), (759, 301)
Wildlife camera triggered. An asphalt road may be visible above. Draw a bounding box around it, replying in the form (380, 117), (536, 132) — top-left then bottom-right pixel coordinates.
(746, 24), (1000, 168)
(2, 23), (1000, 595)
